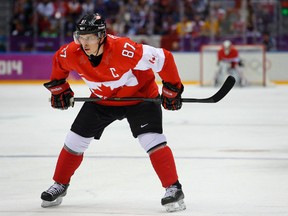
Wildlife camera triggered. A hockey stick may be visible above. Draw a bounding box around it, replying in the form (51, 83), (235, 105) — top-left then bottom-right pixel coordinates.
(72, 75), (236, 104)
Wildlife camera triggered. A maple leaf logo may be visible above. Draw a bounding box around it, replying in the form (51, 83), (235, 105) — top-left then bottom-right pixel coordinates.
(149, 55), (156, 64)
(81, 70), (139, 98)
(91, 84), (116, 98)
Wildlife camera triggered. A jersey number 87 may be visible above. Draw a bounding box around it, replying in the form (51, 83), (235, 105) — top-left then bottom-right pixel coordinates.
(122, 42), (136, 58)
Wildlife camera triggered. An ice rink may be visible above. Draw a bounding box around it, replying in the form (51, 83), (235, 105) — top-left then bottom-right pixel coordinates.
(0, 83), (288, 216)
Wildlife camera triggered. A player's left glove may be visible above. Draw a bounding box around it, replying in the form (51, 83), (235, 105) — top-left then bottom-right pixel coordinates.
(44, 79), (74, 110)
(238, 59), (244, 67)
(161, 81), (184, 111)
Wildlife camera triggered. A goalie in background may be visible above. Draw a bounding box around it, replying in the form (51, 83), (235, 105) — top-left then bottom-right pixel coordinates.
(215, 40), (246, 87)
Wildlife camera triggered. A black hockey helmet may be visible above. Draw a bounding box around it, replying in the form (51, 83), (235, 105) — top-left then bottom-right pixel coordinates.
(75, 13), (106, 38)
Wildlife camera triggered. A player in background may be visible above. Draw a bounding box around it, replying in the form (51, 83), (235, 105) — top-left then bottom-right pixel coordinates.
(215, 40), (246, 86)
(41, 13), (186, 212)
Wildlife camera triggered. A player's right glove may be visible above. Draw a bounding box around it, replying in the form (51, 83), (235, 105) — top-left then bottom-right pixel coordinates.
(161, 81), (184, 111)
(44, 79), (74, 110)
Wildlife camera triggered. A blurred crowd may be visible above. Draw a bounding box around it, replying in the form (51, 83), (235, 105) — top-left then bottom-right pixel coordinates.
(9, 0), (282, 51)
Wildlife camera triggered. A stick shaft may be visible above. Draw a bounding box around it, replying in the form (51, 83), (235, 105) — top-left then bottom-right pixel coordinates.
(73, 76), (235, 104)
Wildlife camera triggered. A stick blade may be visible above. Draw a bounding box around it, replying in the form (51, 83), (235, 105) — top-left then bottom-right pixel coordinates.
(211, 75), (236, 102)
(181, 75), (235, 103)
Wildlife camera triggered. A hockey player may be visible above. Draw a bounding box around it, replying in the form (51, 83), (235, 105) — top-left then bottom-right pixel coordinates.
(41, 13), (186, 212)
(215, 40), (246, 86)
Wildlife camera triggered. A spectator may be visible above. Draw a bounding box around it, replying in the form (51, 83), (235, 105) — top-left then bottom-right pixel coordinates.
(53, 0), (69, 18)
(175, 16), (193, 51)
(93, 0), (107, 17)
(67, 0), (82, 20)
(36, 0), (55, 18)
(36, 0), (56, 36)
(11, 20), (26, 36)
(127, 5), (147, 35)
(11, 0), (33, 36)
(81, 0), (95, 15)
(191, 14), (205, 38)
(8, 0), (284, 52)
(201, 14), (220, 38)
(104, 0), (120, 23)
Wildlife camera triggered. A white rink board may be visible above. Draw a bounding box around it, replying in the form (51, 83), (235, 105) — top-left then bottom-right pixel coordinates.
(170, 52), (288, 83)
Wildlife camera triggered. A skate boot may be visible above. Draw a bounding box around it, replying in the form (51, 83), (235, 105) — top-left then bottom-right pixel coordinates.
(161, 184), (186, 212)
(41, 182), (69, 208)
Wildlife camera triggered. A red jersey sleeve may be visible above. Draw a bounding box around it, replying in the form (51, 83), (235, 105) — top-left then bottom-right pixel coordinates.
(133, 44), (182, 88)
(50, 43), (79, 80)
(159, 49), (182, 87)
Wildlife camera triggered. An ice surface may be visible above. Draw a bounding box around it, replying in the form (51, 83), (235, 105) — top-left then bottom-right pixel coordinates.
(0, 84), (288, 216)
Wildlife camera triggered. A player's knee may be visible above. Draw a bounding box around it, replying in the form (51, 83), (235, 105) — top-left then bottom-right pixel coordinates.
(64, 130), (94, 154)
(137, 132), (167, 153)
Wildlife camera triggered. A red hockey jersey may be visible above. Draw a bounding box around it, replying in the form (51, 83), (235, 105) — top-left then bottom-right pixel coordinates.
(217, 45), (240, 68)
(50, 34), (182, 106)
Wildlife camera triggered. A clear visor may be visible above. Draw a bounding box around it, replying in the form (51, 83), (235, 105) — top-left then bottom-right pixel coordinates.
(73, 31), (99, 45)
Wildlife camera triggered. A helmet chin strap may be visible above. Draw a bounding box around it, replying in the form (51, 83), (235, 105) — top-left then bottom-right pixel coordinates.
(87, 38), (105, 67)
(93, 38), (104, 56)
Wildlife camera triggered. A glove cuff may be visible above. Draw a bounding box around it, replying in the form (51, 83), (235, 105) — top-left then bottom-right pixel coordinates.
(44, 79), (70, 95)
(162, 81), (183, 98)
(162, 87), (178, 98)
(49, 82), (70, 95)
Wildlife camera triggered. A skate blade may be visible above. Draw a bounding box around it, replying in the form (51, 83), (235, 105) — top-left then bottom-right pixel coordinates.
(41, 197), (63, 208)
(164, 199), (186, 212)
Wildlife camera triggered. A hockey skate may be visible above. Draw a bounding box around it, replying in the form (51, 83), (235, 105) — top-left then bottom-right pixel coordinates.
(161, 185), (186, 212)
(41, 182), (69, 208)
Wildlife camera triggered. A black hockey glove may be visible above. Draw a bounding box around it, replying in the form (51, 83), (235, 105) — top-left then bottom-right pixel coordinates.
(44, 79), (74, 110)
(161, 81), (184, 111)
(238, 59), (244, 67)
